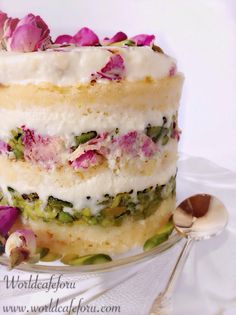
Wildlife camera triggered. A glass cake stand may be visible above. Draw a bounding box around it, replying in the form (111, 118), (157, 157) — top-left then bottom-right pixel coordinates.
(0, 153), (231, 315)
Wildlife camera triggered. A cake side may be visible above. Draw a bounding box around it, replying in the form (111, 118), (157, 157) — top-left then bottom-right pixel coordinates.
(0, 17), (184, 257)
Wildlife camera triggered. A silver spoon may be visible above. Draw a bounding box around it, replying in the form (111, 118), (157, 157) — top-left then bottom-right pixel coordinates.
(150, 193), (228, 315)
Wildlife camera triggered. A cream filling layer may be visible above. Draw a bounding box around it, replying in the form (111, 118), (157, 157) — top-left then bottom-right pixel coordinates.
(0, 146), (177, 215)
(0, 105), (177, 142)
(0, 46), (176, 85)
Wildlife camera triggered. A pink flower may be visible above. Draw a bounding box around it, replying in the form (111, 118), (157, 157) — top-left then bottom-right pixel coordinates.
(1, 17), (19, 49)
(115, 131), (138, 155)
(0, 206), (19, 237)
(69, 132), (109, 169)
(0, 11), (8, 41)
(130, 34), (155, 46)
(141, 136), (158, 157)
(5, 229), (38, 268)
(71, 150), (103, 170)
(0, 140), (10, 154)
(113, 131), (158, 158)
(91, 54), (125, 81)
(54, 34), (73, 45)
(21, 126), (64, 169)
(102, 31), (127, 45)
(55, 27), (99, 46)
(4, 13), (51, 52)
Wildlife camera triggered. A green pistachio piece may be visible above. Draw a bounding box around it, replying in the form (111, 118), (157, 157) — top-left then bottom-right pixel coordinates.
(60, 254), (78, 265)
(109, 39), (135, 47)
(162, 135), (169, 145)
(62, 253), (112, 266)
(58, 211), (74, 223)
(9, 128), (24, 160)
(101, 207), (126, 218)
(146, 126), (162, 142)
(157, 219), (174, 235)
(75, 131), (97, 147)
(47, 196), (73, 210)
(7, 187), (15, 193)
(81, 208), (91, 217)
(161, 176), (176, 199)
(36, 247), (49, 259)
(40, 252), (62, 262)
(143, 219), (174, 251)
(22, 192), (39, 202)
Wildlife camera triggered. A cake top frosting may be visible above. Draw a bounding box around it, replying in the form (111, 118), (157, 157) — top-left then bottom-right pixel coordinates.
(0, 11), (177, 85)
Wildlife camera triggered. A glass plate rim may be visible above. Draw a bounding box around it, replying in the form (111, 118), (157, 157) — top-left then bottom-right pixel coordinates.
(0, 233), (182, 274)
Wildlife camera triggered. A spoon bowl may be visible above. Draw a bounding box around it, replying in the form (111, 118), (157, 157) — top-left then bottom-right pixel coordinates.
(174, 194), (228, 240)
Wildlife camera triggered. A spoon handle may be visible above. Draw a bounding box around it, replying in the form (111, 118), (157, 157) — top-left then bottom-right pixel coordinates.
(149, 238), (194, 314)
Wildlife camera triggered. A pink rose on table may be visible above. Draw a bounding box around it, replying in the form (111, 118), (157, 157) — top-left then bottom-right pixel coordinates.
(2, 13), (51, 52)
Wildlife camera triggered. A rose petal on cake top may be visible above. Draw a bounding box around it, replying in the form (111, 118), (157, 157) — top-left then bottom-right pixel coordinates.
(21, 126), (65, 169)
(55, 27), (99, 46)
(102, 31), (127, 45)
(54, 34), (73, 45)
(91, 54), (125, 81)
(0, 11), (8, 41)
(72, 27), (99, 46)
(1, 17), (19, 49)
(130, 34), (155, 46)
(7, 13), (51, 52)
(0, 206), (19, 237)
(0, 140), (10, 154)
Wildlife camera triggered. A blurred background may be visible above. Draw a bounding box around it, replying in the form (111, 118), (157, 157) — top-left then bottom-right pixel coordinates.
(1, 0), (236, 172)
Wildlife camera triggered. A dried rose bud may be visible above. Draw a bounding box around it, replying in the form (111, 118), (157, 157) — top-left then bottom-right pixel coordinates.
(5, 229), (39, 268)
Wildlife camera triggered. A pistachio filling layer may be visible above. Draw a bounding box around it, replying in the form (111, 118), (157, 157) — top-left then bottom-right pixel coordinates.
(0, 115), (179, 172)
(0, 176), (176, 227)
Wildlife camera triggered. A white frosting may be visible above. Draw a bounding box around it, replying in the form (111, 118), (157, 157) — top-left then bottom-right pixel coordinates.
(0, 105), (176, 143)
(0, 145), (177, 215)
(0, 46), (176, 85)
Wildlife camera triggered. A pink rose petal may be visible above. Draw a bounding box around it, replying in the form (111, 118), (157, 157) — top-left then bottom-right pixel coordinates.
(91, 54), (125, 81)
(0, 206), (19, 237)
(141, 136), (158, 157)
(0, 11), (8, 40)
(102, 31), (127, 45)
(54, 34), (73, 45)
(10, 24), (42, 52)
(113, 131), (158, 158)
(72, 27), (99, 46)
(0, 140), (10, 154)
(21, 126), (64, 169)
(5, 13), (51, 52)
(130, 34), (155, 46)
(71, 150), (103, 169)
